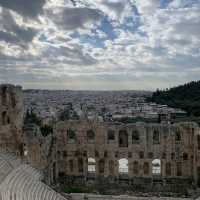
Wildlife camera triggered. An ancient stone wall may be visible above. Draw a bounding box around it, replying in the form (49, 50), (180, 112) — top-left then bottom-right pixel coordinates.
(52, 120), (200, 191)
(23, 123), (49, 169)
(0, 84), (23, 155)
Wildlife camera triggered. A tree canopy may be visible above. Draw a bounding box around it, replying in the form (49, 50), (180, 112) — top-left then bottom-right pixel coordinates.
(147, 80), (200, 117)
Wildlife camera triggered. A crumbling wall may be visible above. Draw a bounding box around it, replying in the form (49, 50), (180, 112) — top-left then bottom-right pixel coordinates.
(52, 120), (199, 192)
(23, 123), (49, 169)
(0, 84), (23, 155)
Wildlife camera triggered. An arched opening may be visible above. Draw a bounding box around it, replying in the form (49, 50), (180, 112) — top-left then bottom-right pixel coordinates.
(118, 158), (128, 174)
(198, 135), (200, 150)
(152, 159), (161, 175)
(175, 130), (181, 141)
(109, 160), (115, 175)
(139, 151), (144, 159)
(183, 153), (188, 160)
(107, 129), (115, 143)
(119, 130), (128, 147)
(133, 161), (139, 175)
(67, 129), (76, 143)
(132, 130), (140, 144)
(153, 130), (160, 144)
(2, 111), (6, 125)
(88, 157), (96, 173)
(87, 130), (95, 143)
(78, 158), (84, 173)
(69, 160), (74, 172)
(166, 162), (171, 176)
(95, 150), (99, 158)
(7, 116), (10, 124)
(99, 159), (105, 174)
(197, 167), (200, 187)
(143, 162), (149, 175)
(176, 162), (182, 176)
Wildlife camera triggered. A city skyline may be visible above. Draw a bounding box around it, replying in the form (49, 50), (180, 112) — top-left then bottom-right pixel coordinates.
(0, 0), (200, 90)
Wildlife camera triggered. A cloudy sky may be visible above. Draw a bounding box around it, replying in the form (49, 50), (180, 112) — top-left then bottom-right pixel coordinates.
(0, 0), (200, 90)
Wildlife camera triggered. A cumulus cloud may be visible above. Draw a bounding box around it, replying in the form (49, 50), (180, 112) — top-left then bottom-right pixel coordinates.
(0, 9), (37, 46)
(51, 7), (102, 30)
(0, 0), (200, 90)
(0, 0), (46, 19)
(134, 0), (161, 15)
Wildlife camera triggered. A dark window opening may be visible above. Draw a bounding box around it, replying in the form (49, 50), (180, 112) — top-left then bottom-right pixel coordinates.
(148, 152), (153, 159)
(176, 162), (182, 176)
(58, 172), (65, 178)
(69, 160), (74, 172)
(104, 151), (108, 158)
(99, 159), (105, 174)
(75, 150), (80, 157)
(139, 151), (144, 159)
(198, 135), (200, 150)
(133, 161), (139, 175)
(128, 152), (132, 158)
(95, 150), (99, 158)
(162, 152), (166, 159)
(166, 162), (171, 176)
(197, 167), (200, 187)
(183, 153), (188, 160)
(87, 130), (95, 142)
(2, 111), (7, 125)
(78, 158), (84, 173)
(83, 151), (87, 157)
(153, 130), (160, 144)
(7, 116), (10, 124)
(171, 153), (175, 160)
(63, 151), (67, 158)
(144, 162), (149, 175)
(119, 130), (128, 147)
(107, 130), (115, 141)
(67, 129), (76, 143)
(132, 130), (140, 144)
(175, 130), (181, 141)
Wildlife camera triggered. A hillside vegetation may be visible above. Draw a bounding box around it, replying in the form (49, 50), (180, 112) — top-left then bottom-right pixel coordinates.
(147, 80), (200, 117)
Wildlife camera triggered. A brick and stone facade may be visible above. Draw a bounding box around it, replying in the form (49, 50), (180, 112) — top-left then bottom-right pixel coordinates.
(51, 120), (200, 192)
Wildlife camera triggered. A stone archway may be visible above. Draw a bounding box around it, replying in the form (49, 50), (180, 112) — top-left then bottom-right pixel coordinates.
(152, 159), (161, 175)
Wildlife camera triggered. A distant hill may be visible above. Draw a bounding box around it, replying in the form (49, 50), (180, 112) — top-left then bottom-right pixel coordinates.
(147, 80), (200, 117)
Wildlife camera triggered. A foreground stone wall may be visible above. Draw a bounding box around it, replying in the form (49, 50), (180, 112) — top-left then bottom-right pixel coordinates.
(0, 84), (23, 154)
(51, 120), (200, 191)
(69, 193), (192, 200)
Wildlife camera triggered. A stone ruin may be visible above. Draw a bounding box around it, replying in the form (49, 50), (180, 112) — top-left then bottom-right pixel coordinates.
(0, 84), (68, 200)
(0, 84), (23, 155)
(1, 83), (200, 200)
(50, 120), (200, 194)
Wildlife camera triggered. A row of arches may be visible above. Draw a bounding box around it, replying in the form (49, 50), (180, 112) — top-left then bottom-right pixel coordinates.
(66, 128), (183, 147)
(63, 158), (163, 176)
(61, 157), (186, 176)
